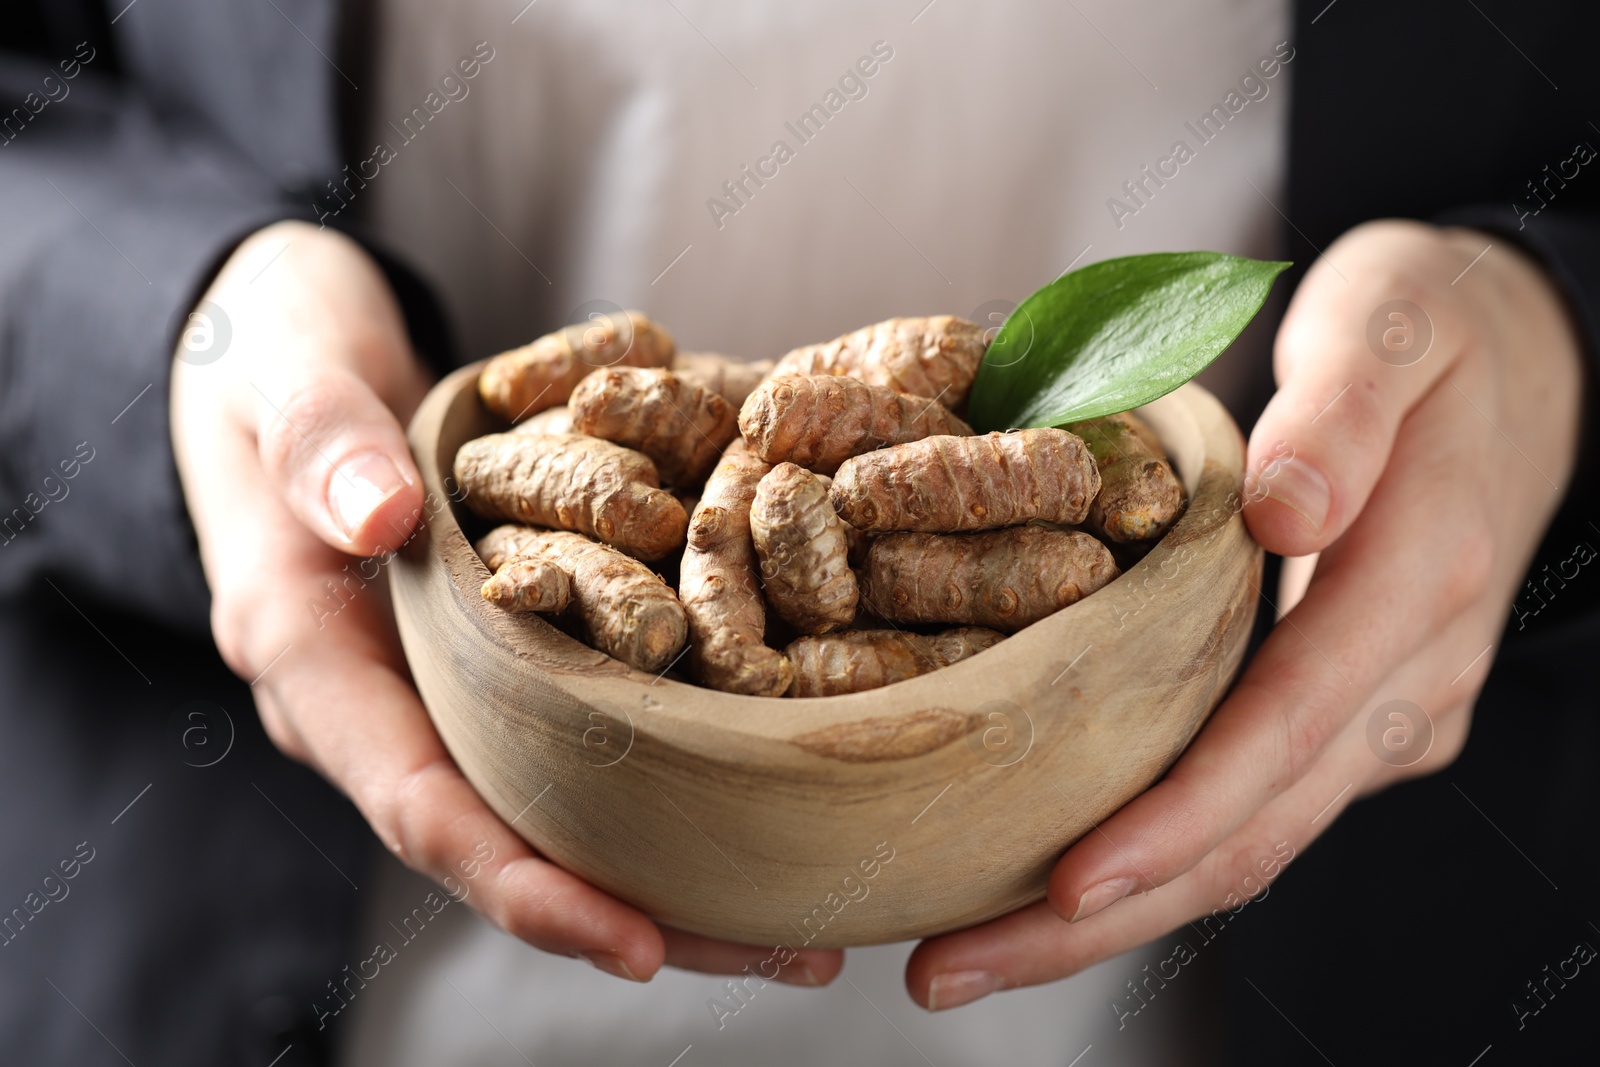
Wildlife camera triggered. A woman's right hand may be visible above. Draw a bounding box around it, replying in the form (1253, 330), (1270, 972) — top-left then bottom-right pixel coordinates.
(170, 220), (843, 986)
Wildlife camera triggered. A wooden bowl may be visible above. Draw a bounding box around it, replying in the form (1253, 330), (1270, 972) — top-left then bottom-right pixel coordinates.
(391, 363), (1262, 948)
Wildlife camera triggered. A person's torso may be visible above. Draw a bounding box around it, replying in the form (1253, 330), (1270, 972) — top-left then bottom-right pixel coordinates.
(356, 0), (1291, 401)
(344, 4), (1289, 1064)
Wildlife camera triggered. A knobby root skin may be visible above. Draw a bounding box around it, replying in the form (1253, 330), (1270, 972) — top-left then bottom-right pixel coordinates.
(831, 428), (1100, 533)
(477, 310), (674, 422)
(750, 463), (858, 635)
(809, 472), (872, 565)
(569, 367), (740, 488)
(845, 526), (875, 567)
(773, 315), (989, 408)
(784, 628), (1005, 697)
(860, 526), (1119, 632)
(481, 556), (572, 614)
(1065, 412), (1185, 543)
(672, 352), (774, 409)
(678, 441), (794, 695)
(738, 374), (972, 475)
(466, 316), (1152, 691)
(474, 525), (687, 673)
(510, 406), (573, 435)
(453, 433), (687, 561)
(475, 523), (541, 571)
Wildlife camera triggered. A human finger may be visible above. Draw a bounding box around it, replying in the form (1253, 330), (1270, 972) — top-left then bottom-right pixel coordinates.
(1242, 221), (1482, 556)
(1046, 368), (1493, 922)
(247, 355), (427, 557)
(658, 926), (844, 987)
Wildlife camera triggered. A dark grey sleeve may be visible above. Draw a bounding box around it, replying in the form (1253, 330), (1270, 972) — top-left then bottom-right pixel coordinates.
(0, 50), (315, 635)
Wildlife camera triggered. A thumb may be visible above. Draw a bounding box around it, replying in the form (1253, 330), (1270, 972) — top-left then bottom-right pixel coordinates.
(250, 359), (426, 557)
(1242, 230), (1468, 557)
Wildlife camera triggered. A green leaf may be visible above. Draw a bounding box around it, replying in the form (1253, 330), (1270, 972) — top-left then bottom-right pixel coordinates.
(966, 252), (1291, 431)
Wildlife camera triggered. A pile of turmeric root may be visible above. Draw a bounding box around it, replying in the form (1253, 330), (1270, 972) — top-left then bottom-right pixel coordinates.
(453, 311), (1185, 697)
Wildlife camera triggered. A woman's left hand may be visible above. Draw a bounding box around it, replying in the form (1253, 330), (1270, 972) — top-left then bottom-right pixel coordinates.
(905, 219), (1585, 1011)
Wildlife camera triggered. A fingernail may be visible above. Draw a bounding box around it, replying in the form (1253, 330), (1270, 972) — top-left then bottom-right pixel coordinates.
(1264, 458), (1330, 532)
(927, 970), (1001, 1012)
(1070, 876), (1138, 923)
(774, 961), (823, 987)
(329, 451), (409, 538)
(579, 950), (642, 982)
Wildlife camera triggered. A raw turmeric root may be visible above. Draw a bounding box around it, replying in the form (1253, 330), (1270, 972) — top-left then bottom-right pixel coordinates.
(678, 441), (794, 695)
(475, 523), (541, 571)
(459, 312), (1162, 686)
(454, 433), (687, 560)
(808, 472), (872, 565)
(478, 311), (674, 422)
(830, 428), (1100, 533)
(739, 374), (972, 475)
(784, 628), (1004, 696)
(480, 556), (572, 614)
(569, 367), (740, 487)
(772, 316), (989, 408)
(1065, 412), (1185, 543)
(510, 406), (573, 435)
(749, 463), (858, 634)
(672, 352), (774, 409)
(474, 525), (687, 672)
(860, 526), (1118, 632)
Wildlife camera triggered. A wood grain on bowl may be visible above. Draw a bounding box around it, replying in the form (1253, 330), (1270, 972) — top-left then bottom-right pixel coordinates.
(392, 362), (1263, 948)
